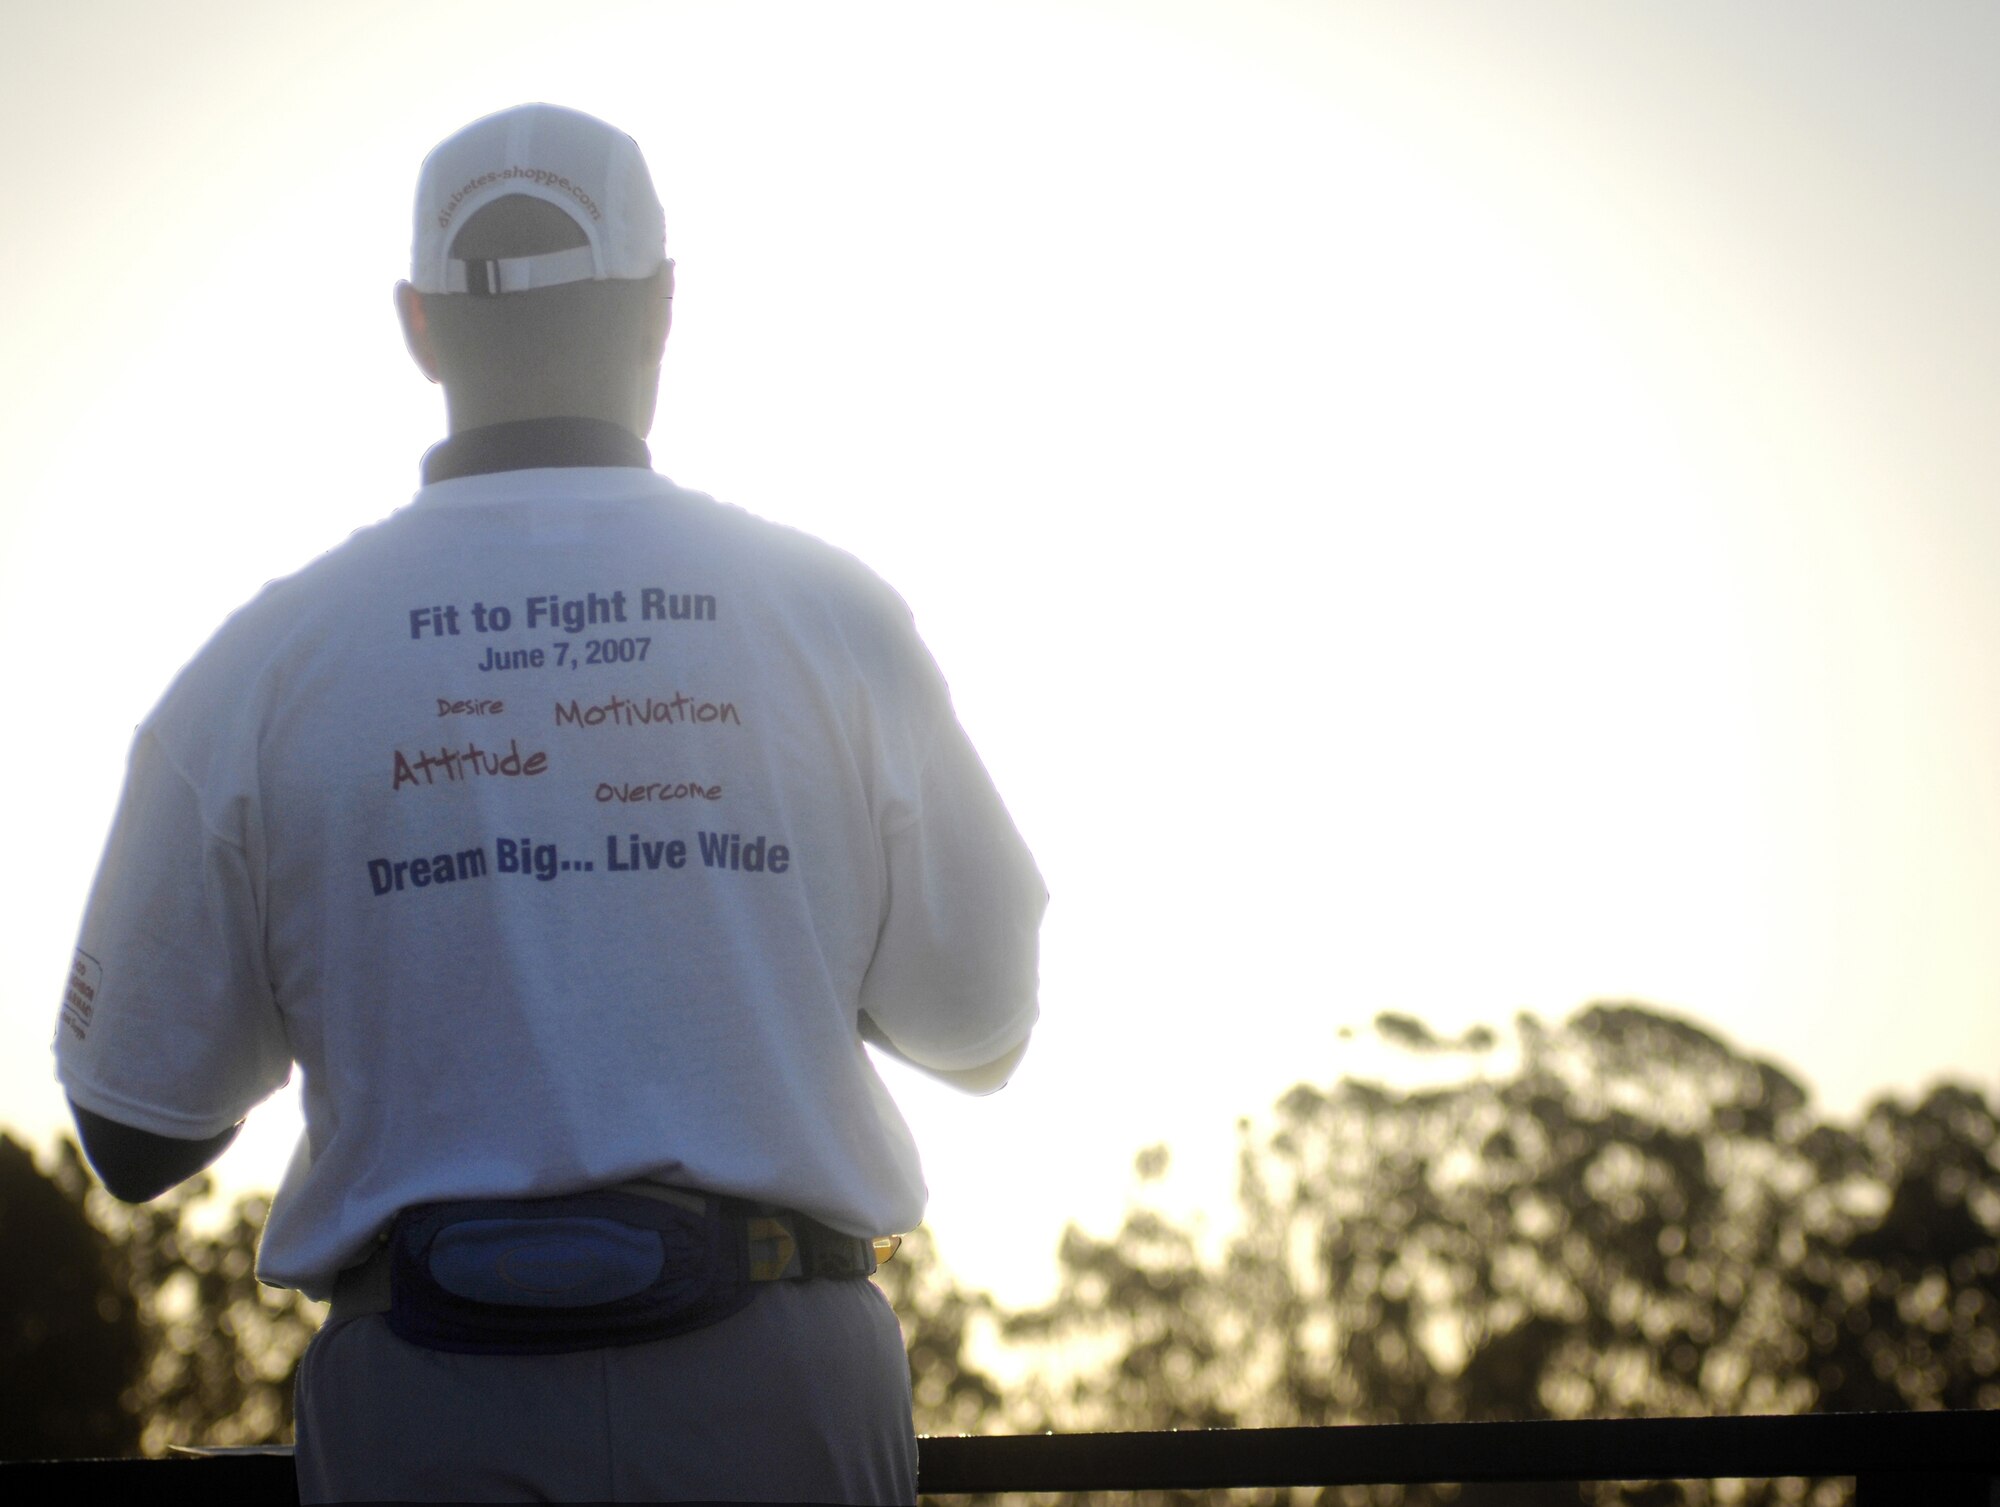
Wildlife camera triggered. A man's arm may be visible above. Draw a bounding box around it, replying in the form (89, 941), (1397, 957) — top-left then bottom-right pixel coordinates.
(858, 1012), (1031, 1096)
(69, 1097), (242, 1203)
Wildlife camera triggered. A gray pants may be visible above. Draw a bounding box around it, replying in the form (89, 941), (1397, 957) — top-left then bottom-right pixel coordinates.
(294, 1279), (917, 1503)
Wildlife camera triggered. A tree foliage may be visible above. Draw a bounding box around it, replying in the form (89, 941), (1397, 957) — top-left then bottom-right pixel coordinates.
(89, 1174), (326, 1455)
(8, 1000), (1998, 1506)
(0, 1137), (324, 1459)
(0, 1135), (142, 1460)
(967, 1004), (2000, 1505)
(872, 1223), (1011, 1437)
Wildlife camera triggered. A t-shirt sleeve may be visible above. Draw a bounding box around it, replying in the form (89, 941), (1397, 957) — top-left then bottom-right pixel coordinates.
(54, 729), (292, 1139)
(855, 703), (1047, 1072)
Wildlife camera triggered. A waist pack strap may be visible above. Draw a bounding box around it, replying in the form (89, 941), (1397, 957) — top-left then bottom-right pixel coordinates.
(332, 1240), (393, 1318)
(329, 1195), (879, 1324)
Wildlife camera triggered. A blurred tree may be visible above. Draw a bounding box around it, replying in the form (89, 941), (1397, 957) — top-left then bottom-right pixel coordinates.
(1002, 1150), (1247, 1436)
(1790, 1082), (2000, 1414)
(0, 1135), (143, 1460)
(0, 1135), (325, 1457)
(995, 1004), (2000, 1507)
(12, 1000), (1998, 1505)
(88, 1173), (326, 1454)
(872, 1223), (1011, 1437)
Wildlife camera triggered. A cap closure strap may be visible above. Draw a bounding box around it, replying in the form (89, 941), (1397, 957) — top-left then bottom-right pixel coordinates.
(446, 243), (600, 296)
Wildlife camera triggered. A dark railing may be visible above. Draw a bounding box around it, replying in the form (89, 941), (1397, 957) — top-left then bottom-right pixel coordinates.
(5, 1412), (1997, 1503)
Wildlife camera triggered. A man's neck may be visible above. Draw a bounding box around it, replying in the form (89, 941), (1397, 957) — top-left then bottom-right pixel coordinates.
(421, 417), (652, 485)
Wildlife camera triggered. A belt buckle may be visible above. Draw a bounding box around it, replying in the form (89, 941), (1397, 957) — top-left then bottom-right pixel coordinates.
(747, 1215), (801, 1281)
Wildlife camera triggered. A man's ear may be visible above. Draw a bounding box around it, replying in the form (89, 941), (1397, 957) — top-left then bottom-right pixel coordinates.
(646, 260), (675, 360)
(395, 281), (442, 385)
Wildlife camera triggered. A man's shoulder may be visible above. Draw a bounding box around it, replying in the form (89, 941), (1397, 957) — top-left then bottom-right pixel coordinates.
(130, 519), (407, 741)
(177, 507), (417, 654)
(659, 482), (920, 632)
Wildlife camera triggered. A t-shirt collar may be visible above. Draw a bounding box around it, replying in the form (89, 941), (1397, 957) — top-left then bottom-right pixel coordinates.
(420, 417), (653, 485)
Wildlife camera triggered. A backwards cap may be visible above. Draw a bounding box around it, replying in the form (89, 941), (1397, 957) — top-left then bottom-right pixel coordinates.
(411, 103), (666, 296)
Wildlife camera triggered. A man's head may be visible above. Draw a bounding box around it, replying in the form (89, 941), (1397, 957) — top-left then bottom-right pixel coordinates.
(395, 105), (674, 437)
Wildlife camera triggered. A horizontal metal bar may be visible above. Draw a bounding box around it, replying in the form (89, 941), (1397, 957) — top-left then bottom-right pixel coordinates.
(0, 1457), (289, 1506)
(914, 1412), (2000, 1495)
(3, 1411), (1994, 1501)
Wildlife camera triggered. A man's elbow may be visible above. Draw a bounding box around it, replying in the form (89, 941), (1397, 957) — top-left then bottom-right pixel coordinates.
(69, 1100), (241, 1203)
(931, 1032), (1032, 1096)
(77, 1133), (181, 1204)
(94, 1167), (178, 1205)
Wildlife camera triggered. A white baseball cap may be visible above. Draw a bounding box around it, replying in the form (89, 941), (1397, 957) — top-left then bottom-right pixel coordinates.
(411, 103), (666, 296)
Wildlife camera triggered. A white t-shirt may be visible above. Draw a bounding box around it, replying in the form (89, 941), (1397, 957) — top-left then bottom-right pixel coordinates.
(56, 446), (1045, 1300)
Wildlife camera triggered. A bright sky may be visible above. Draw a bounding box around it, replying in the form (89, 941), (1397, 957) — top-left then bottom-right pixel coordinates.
(3, 0), (1996, 1309)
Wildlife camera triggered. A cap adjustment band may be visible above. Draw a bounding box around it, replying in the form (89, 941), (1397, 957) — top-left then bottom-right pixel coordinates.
(446, 244), (601, 296)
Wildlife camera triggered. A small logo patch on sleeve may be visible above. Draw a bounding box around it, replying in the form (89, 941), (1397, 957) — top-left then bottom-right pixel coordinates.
(61, 950), (102, 1041)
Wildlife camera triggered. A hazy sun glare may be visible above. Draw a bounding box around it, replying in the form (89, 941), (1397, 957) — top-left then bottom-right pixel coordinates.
(3, 0), (1995, 1307)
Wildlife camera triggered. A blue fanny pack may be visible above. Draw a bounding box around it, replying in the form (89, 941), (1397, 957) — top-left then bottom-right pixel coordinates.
(384, 1187), (760, 1355)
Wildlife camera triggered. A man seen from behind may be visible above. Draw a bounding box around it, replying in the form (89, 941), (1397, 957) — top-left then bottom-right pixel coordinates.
(53, 103), (1046, 1504)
